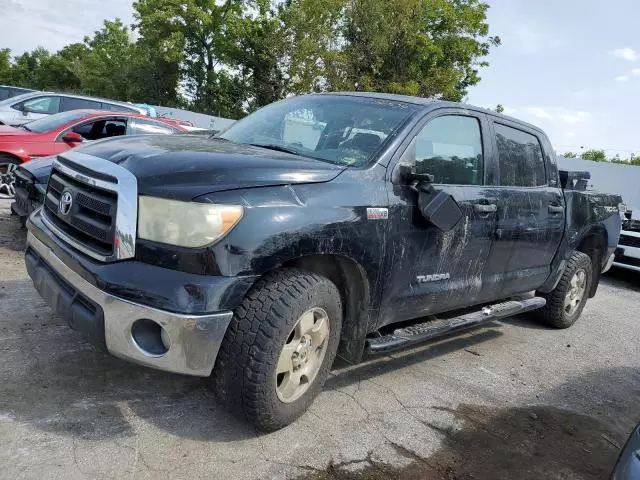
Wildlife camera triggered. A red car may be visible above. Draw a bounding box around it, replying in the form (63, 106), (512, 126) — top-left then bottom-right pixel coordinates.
(0, 110), (189, 196)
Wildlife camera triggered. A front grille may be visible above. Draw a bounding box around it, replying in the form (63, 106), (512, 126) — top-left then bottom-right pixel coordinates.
(619, 234), (640, 249)
(623, 218), (640, 233)
(43, 167), (118, 256)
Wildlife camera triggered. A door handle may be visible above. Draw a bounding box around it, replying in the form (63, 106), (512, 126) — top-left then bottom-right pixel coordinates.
(548, 205), (564, 214)
(473, 203), (497, 214)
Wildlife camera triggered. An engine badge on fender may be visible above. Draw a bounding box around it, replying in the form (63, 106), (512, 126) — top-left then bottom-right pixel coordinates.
(367, 208), (388, 220)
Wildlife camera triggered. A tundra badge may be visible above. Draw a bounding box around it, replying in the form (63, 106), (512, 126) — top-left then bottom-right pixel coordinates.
(417, 273), (451, 283)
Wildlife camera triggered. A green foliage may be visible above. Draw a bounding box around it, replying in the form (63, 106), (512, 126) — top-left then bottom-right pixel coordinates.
(3, 0), (498, 118)
(495, 104), (504, 113)
(567, 150), (640, 166)
(581, 149), (606, 162)
(342, 0), (500, 100)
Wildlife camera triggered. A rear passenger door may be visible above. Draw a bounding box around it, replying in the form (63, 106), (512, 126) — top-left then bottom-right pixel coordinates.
(483, 119), (565, 298)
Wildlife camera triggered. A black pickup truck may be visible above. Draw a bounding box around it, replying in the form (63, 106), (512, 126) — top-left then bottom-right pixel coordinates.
(24, 93), (622, 430)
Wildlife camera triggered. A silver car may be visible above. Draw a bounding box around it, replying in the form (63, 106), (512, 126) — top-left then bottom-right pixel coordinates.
(0, 91), (147, 126)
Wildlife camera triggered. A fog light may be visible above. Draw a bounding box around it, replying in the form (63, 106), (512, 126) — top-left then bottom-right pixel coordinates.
(131, 319), (169, 356)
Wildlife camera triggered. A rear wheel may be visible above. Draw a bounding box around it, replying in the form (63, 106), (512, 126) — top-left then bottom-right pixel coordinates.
(0, 154), (20, 199)
(212, 268), (342, 431)
(536, 251), (592, 328)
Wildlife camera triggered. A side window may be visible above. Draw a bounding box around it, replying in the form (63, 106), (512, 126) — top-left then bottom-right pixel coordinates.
(69, 118), (127, 140)
(16, 96), (61, 114)
(494, 123), (546, 187)
(60, 97), (102, 112)
(0, 88), (10, 100)
(103, 103), (138, 113)
(131, 119), (178, 135)
(412, 115), (484, 185)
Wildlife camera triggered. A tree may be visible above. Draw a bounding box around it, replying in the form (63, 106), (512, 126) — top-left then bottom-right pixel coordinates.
(563, 152), (578, 158)
(79, 20), (139, 99)
(133, 0), (250, 117)
(0, 49), (13, 84)
(495, 104), (504, 113)
(234, 3), (288, 111)
(341, 0), (500, 100)
(277, 0), (499, 100)
(581, 149), (606, 162)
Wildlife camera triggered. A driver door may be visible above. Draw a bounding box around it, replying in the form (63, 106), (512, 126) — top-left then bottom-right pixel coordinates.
(379, 110), (499, 326)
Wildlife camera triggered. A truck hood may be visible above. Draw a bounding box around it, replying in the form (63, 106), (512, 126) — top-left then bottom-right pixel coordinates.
(68, 135), (346, 199)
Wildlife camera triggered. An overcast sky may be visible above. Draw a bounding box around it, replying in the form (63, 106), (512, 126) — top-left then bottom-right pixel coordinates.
(1, 0), (638, 156)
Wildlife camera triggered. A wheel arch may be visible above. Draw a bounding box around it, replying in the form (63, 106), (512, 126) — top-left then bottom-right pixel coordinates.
(575, 227), (608, 297)
(277, 253), (372, 364)
(0, 151), (24, 163)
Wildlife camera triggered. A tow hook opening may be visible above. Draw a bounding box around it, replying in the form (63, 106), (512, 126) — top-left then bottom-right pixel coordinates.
(131, 319), (170, 356)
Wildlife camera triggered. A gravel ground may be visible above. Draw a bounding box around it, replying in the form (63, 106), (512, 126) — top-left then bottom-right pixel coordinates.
(1, 198), (639, 479)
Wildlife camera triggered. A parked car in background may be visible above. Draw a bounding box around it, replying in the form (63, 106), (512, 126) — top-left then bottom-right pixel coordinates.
(0, 85), (37, 101)
(5, 109), (189, 205)
(0, 91), (148, 126)
(614, 212), (640, 272)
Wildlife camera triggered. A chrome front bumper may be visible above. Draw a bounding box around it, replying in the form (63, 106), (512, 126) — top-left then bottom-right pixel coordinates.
(26, 232), (233, 376)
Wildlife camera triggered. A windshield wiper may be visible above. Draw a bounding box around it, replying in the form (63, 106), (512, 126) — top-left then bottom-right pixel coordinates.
(247, 143), (302, 156)
(19, 125), (31, 132)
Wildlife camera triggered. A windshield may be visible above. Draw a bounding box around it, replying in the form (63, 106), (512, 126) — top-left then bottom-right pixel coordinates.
(219, 95), (419, 167)
(22, 111), (90, 133)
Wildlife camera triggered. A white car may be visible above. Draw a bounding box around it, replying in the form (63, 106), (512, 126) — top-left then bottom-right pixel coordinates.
(0, 92), (148, 126)
(614, 216), (640, 272)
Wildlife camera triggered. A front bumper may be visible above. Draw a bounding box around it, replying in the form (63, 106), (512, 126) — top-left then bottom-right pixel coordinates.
(26, 232), (234, 376)
(10, 184), (42, 221)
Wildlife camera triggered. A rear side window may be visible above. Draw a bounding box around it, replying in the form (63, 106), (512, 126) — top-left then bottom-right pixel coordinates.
(103, 103), (138, 113)
(412, 115), (484, 185)
(495, 123), (546, 187)
(131, 119), (179, 135)
(60, 97), (102, 112)
(0, 88), (9, 100)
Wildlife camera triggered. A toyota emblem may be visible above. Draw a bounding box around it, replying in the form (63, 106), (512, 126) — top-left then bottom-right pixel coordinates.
(58, 191), (73, 216)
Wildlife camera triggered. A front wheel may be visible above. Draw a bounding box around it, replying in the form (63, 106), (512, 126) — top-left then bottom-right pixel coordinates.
(0, 155), (20, 199)
(536, 251), (592, 328)
(212, 269), (342, 431)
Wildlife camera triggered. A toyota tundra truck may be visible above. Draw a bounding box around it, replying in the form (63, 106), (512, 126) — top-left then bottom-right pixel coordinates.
(24, 93), (623, 431)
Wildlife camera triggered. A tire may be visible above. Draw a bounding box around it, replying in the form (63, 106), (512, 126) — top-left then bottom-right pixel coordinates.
(212, 268), (342, 431)
(536, 251), (592, 329)
(0, 154), (21, 199)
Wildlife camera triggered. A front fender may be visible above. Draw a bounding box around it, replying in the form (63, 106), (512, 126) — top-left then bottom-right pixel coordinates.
(202, 174), (389, 311)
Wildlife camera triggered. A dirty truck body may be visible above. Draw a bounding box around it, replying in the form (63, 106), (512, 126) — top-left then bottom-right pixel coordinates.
(25, 93), (622, 430)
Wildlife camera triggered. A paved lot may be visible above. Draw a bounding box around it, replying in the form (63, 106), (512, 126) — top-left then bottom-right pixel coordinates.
(1, 198), (639, 479)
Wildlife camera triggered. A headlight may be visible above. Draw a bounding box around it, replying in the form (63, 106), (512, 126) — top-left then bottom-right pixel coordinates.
(138, 196), (243, 247)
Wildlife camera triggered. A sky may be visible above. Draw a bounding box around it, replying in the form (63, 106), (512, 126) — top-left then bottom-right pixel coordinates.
(1, 0), (639, 156)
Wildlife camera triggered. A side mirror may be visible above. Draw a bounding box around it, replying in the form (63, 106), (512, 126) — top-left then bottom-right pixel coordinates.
(62, 132), (84, 143)
(22, 108), (30, 116)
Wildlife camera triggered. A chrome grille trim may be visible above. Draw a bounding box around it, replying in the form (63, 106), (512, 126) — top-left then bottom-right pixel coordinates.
(42, 151), (138, 262)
